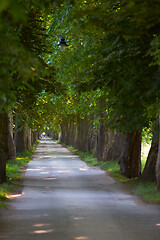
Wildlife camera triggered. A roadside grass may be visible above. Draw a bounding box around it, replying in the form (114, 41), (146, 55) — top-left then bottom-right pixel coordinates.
(130, 181), (160, 204)
(0, 141), (39, 208)
(53, 139), (61, 144)
(67, 146), (130, 182)
(67, 144), (160, 205)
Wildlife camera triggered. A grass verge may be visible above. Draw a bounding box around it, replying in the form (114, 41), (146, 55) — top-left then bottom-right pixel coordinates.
(67, 145), (160, 205)
(130, 181), (160, 204)
(0, 141), (39, 208)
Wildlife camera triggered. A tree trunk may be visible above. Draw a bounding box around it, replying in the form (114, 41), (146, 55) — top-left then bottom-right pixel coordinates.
(68, 122), (75, 146)
(8, 113), (16, 160)
(141, 141), (158, 182)
(60, 121), (69, 145)
(141, 123), (158, 182)
(15, 123), (31, 153)
(26, 127), (31, 149)
(156, 115), (160, 191)
(74, 117), (80, 149)
(95, 100), (106, 162)
(88, 114), (97, 154)
(31, 131), (38, 145)
(101, 130), (125, 162)
(96, 117), (105, 162)
(0, 112), (8, 183)
(118, 131), (142, 178)
(77, 116), (89, 152)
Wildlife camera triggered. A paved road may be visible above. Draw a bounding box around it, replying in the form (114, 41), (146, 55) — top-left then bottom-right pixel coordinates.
(0, 138), (160, 240)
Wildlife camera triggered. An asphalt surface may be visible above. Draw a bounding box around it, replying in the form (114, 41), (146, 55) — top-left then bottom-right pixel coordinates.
(0, 137), (160, 240)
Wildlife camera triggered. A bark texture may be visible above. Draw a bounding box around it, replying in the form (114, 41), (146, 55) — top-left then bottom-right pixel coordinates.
(8, 113), (16, 160)
(118, 131), (142, 178)
(141, 142), (158, 182)
(96, 118), (105, 162)
(156, 115), (160, 191)
(141, 126), (158, 182)
(0, 112), (8, 183)
(102, 130), (125, 162)
(31, 131), (38, 145)
(15, 125), (32, 153)
(57, 116), (126, 164)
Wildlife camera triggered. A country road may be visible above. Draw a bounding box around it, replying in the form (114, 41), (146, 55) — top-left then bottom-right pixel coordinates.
(0, 137), (160, 240)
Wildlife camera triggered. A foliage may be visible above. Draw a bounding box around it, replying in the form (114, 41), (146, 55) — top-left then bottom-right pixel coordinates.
(44, 0), (160, 133)
(0, 0), (64, 133)
(1, 0), (160, 132)
(142, 127), (153, 145)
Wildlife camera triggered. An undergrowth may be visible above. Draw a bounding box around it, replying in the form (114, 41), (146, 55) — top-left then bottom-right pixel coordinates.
(0, 141), (38, 208)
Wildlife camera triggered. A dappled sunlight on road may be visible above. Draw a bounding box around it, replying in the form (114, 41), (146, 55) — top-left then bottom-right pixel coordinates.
(75, 236), (89, 240)
(40, 171), (50, 174)
(31, 229), (54, 234)
(27, 168), (40, 171)
(33, 223), (50, 227)
(79, 168), (88, 171)
(0, 137), (160, 240)
(7, 193), (24, 199)
(44, 177), (56, 180)
(56, 170), (71, 173)
(31, 223), (54, 234)
(73, 217), (85, 220)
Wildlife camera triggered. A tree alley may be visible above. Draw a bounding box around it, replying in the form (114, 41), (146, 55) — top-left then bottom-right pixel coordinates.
(0, 0), (59, 183)
(46, 0), (160, 189)
(1, 0), (160, 191)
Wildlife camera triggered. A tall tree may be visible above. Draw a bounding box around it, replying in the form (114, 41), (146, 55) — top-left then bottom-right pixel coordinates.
(45, 0), (160, 179)
(0, 0), (58, 183)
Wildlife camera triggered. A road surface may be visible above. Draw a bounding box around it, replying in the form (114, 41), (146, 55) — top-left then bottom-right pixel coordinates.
(0, 137), (160, 240)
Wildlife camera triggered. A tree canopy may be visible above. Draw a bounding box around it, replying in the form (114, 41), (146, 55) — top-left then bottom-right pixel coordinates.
(1, 0), (160, 133)
(41, 0), (160, 133)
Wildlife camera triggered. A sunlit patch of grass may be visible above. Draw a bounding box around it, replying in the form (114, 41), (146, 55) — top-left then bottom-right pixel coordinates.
(0, 141), (39, 208)
(0, 183), (14, 199)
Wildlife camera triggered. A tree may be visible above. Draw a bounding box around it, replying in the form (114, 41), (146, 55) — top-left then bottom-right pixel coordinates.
(0, 113), (8, 183)
(45, 0), (160, 179)
(0, 0), (60, 183)
(157, 115), (160, 191)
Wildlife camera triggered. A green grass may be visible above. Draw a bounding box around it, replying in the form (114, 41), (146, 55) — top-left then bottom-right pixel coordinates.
(131, 182), (160, 204)
(79, 152), (98, 166)
(67, 146), (130, 182)
(67, 144), (160, 204)
(99, 161), (130, 182)
(0, 141), (39, 208)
